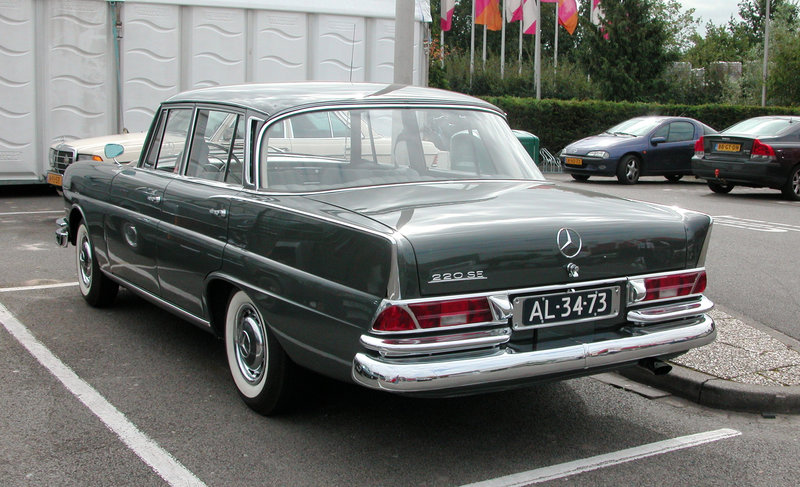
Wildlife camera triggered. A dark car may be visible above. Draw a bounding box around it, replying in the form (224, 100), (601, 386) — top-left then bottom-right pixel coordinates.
(55, 82), (715, 415)
(560, 116), (716, 184)
(692, 116), (800, 201)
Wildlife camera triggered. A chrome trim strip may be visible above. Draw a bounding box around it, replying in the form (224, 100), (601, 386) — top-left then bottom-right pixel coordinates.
(360, 328), (511, 357)
(627, 296), (714, 324)
(352, 314), (715, 393)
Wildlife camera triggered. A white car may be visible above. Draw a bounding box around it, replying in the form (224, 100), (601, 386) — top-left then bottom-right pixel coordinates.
(47, 132), (147, 187)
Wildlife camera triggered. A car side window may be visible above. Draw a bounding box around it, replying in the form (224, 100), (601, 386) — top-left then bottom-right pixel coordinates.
(185, 109), (242, 183)
(144, 108), (193, 172)
(652, 124), (669, 139)
(292, 112), (331, 138)
(667, 121), (695, 142)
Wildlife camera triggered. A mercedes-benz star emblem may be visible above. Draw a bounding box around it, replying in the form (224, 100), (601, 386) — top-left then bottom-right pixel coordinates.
(557, 228), (582, 258)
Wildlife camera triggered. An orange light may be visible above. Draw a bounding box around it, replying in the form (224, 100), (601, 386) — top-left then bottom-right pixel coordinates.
(92, 155), (103, 162)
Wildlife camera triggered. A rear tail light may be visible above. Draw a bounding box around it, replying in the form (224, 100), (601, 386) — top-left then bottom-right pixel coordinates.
(694, 136), (704, 156)
(629, 270), (706, 304)
(751, 139), (776, 160)
(372, 297), (494, 332)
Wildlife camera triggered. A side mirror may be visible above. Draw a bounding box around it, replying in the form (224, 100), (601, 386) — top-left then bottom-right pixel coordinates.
(105, 143), (124, 159)
(650, 136), (666, 145)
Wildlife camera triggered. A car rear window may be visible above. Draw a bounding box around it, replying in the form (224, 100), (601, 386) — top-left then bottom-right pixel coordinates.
(724, 118), (798, 137)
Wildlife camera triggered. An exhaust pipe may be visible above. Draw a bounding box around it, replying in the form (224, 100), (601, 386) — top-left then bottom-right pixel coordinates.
(638, 358), (672, 376)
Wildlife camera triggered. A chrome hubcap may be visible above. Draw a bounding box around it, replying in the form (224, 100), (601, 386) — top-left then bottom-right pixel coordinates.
(234, 305), (266, 384)
(78, 237), (92, 288)
(792, 171), (799, 196)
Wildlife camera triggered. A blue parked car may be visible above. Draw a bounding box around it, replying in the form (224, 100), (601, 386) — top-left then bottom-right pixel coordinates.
(560, 116), (716, 184)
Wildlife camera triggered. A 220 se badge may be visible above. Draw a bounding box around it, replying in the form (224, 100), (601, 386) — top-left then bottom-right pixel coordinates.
(56, 82), (715, 415)
(429, 271), (486, 283)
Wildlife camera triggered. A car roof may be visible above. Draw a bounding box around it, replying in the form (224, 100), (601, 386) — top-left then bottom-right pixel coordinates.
(163, 82), (504, 119)
(628, 116), (696, 122)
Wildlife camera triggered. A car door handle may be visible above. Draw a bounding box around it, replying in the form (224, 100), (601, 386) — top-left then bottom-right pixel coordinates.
(146, 195), (162, 204)
(209, 208), (227, 218)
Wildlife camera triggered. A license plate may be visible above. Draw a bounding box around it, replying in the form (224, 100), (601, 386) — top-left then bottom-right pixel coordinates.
(46, 172), (63, 187)
(565, 157), (583, 166)
(715, 143), (741, 152)
(512, 286), (620, 329)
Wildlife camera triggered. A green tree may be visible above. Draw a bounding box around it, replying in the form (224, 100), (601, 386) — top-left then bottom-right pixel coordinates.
(581, 0), (678, 101)
(683, 22), (752, 65)
(732, 0), (799, 46)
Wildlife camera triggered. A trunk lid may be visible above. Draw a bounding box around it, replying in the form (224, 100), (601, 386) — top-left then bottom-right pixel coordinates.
(702, 135), (757, 161)
(309, 181), (689, 296)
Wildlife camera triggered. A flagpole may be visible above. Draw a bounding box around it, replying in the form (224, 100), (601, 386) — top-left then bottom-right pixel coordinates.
(554, 2), (559, 69)
(501, 0), (506, 79)
(535, 0), (541, 99)
(518, 15), (523, 74)
(483, 25), (487, 68)
(441, 29), (445, 69)
(470, 0), (475, 85)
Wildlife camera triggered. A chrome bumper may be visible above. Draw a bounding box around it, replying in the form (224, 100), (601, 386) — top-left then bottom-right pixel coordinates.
(352, 314), (715, 393)
(55, 217), (69, 247)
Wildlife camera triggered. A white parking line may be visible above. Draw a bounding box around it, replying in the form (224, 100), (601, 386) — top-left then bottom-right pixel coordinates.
(712, 215), (800, 233)
(461, 428), (741, 486)
(0, 282), (78, 293)
(0, 302), (207, 487)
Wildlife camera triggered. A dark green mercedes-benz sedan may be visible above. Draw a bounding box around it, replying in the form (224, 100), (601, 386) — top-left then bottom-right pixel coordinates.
(55, 82), (715, 415)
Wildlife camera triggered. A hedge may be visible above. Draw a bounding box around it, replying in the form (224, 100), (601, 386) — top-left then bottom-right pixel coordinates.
(481, 97), (800, 153)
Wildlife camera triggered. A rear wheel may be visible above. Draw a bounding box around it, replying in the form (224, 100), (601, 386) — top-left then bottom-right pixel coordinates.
(571, 174), (590, 182)
(781, 165), (800, 201)
(75, 221), (118, 307)
(225, 290), (294, 415)
(616, 155), (641, 184)
(665, 174), (683, 183)
(707, 181), (734, 194)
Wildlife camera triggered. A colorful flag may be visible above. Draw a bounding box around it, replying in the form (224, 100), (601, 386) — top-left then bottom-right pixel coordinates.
(521, 0), (538, 34)
(557, 0), (578, 35)
(475, 0), (503, 31)
(441, 0), (456, 31)
(590, 0), (604, 26)
(505, 0), (523, 22)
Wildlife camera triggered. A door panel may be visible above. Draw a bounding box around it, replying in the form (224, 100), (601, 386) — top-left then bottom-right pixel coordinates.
(106, 169), (173, 293)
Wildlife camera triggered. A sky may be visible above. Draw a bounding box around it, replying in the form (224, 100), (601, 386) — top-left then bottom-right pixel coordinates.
(681, 0), (743, 27)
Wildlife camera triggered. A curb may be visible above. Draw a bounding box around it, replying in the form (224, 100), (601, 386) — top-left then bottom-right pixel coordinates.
(619, 364), (800, 415)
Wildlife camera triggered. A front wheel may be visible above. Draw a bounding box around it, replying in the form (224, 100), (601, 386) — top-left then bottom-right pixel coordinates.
(707, 181), (734, 194)
(75, 221), (118, 307)
(225, 290), (294, 415)
(616, 155), (641, 184)
(781, 165), (800, 201)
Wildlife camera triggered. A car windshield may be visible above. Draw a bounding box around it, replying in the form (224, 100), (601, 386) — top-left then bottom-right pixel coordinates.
(723, 118), (798, 137)
(605, 118), (663, 137)
(259, 107), (543, 192)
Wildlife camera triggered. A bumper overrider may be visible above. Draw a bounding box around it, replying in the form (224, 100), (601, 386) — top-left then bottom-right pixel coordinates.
(352, 280), (715, 394)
